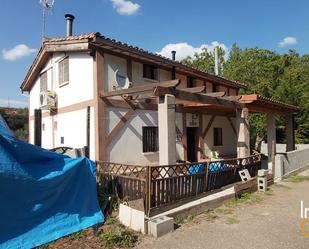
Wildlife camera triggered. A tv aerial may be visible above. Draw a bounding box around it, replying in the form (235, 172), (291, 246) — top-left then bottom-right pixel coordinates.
(40, 0), (55, 42)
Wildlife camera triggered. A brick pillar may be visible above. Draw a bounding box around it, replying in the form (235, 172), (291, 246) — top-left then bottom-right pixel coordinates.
(158, 94), (176, 165)
(285, 114), (295, 152)
(236, 107), (250, 158)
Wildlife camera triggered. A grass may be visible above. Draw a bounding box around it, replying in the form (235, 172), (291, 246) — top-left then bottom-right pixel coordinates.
(225, 193), (262, 207)
(203, 209), (218, 222)
(285, 173), (309, 183)
(100, 227), (138, 248)
(104, 215), (119, 225)
(225, 217), (239, 225)
(68, 231), (83, 241)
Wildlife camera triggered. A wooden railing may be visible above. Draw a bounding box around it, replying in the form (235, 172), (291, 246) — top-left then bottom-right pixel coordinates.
(96, 154), (261, 215)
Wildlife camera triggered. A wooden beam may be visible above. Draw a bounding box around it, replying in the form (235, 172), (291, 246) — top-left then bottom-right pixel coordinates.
(106, 109), (135, 146)
(202, 115), (215, 139)
(100, 79), (180, 98)
(44, 43), (90, 52)
(94, 50), (106, 161)
(122, 96), (136, 110)
(180, 86), (205, 93)
(204, 91), (226, 97)
(154, 86), (236, 108)
(102, 98), (158, 111)
(226, 117), (237, 136)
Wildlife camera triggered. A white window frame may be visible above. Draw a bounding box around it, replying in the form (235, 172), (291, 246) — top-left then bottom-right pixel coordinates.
(58, 56), (69, 87)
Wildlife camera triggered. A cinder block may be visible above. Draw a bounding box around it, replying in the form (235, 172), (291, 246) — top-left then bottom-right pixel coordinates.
(238, 169), (252, 182)
(257, 177), (267, 192)
(119, 204), (145, 233)
(148, 216), (174, 238)
(258, 169), (269, 177)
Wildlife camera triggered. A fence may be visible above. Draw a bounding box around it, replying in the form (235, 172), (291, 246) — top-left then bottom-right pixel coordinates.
(96, 154), (261, 215)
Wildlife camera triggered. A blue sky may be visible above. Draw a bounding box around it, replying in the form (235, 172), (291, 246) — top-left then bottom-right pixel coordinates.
(0, 0), (307, 107)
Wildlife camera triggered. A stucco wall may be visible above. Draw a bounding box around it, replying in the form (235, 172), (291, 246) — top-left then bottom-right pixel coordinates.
(106, 107), (184, 165)
(28, 52), (95, 159)
(202, 115), (237, 157)
(273, 148), (309, 180)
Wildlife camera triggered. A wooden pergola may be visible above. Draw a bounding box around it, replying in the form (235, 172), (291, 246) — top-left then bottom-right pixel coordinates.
(100, 79), (299, 167)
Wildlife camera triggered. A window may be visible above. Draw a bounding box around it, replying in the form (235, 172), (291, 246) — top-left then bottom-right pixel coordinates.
(60, 136), (64, 144)
(40, 71), (47, 92)
(142, 127), (159, 153)
(212, 84), (220, 92)
(187, 76), (196, 88)
(213, 127), (223, 146)
(143, 64), (158, 80)
(58, 57), (69, 86)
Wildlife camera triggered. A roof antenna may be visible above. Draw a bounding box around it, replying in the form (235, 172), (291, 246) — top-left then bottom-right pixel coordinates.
(40, 0), (55, 43)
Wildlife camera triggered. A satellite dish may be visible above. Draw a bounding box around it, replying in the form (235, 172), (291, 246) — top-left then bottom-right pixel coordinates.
(114, 69), (130, 89)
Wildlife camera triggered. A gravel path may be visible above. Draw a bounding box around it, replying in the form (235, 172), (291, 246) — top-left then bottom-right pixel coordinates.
(137, 172), (309, 249)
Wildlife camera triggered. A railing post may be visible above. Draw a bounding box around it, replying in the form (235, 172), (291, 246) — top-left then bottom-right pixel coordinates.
(204, 162), (209, 192)
(145, 166), (151, 216)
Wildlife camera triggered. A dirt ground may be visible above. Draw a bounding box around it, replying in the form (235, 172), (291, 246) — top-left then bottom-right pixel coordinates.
(136, 173), (309, 249)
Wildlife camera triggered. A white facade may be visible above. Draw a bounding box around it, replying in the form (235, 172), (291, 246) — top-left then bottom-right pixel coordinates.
(28, 50), (238, 164)
(28, 52), (95, 159)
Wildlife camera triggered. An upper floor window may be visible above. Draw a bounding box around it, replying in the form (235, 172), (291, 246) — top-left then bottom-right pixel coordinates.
(40, 71), (48, 92)
(143, 64), (158, 81)
(212, 84), (220, 92)
(187, 76), (196, 88)
(58, 57), (69, 86)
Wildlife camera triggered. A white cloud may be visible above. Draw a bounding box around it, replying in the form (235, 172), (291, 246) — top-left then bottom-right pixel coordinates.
(156, 41), (229, 61)
(2, 44), (37, 61)
(0, 98), (28, 108)
(278, 37), (297, 48)
(110, 0), (140, 15)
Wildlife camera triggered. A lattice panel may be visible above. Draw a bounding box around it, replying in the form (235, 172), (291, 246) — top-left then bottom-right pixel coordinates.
(151, 162), (207, 180)
(96, 161), (147, 179)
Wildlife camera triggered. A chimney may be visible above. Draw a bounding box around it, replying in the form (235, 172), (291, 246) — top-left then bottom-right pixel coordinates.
(65, 14), (75, 36)
(171, 51), (176, 80)
(171, 50), (176, 61)
(214, 47), (219, 75)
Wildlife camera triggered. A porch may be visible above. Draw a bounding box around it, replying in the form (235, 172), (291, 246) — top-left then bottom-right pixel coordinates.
(97, 154), (261, 216)
(99, 79), (299, 168)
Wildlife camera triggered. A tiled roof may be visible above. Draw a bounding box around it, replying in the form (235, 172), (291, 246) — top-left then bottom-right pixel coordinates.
(43, 32), (99, 43)
(21, 32), (248, 91)
(240, 94), (299, 112)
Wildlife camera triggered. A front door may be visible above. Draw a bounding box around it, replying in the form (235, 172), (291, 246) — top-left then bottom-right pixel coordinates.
(187, 127), (198, 162)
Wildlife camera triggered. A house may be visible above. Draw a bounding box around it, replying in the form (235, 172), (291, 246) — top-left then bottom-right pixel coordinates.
(20, 14), (299, 167)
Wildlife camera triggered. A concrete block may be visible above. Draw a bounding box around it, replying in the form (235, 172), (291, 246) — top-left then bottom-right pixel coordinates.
(257, 177), (267, 192)
(148, 216), (174, 238)
(238, 169), (251, 182)
(119, 203), (145, 233)
(258, 169), (269, 177)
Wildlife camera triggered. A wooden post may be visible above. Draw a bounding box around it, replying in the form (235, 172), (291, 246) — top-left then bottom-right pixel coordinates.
(271, 140), (276, 177)
(204, 162), (209, 192)
(145, 166), (152, 216)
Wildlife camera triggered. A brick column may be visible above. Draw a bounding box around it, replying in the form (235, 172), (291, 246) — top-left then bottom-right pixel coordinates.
(236, 107), (250, 158)
(158, 94), (176, 165)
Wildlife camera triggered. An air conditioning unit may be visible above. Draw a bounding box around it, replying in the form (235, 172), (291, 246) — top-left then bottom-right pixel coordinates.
(39, 91), (57, 110)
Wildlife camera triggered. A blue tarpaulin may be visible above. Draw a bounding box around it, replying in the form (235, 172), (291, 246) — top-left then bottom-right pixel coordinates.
(0, 115), (104, 249)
